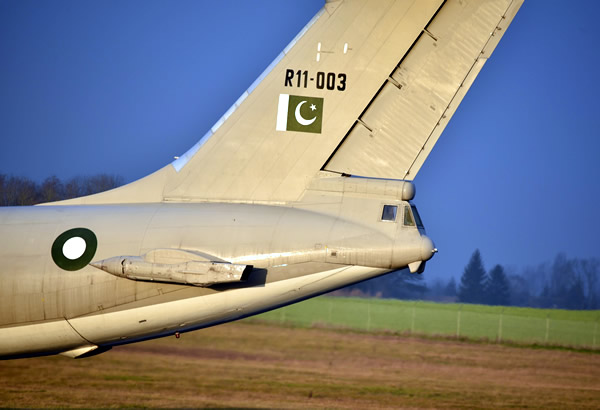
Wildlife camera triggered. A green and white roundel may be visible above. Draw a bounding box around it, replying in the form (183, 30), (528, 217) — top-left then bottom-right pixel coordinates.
(51, 228), (97, 271)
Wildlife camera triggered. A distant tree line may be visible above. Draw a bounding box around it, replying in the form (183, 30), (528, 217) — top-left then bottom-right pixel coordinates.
(335, 248), (599, 310)
(332, 269), (428, 300)
(427, 249), (600, 310)
(0, 174), (124, 206)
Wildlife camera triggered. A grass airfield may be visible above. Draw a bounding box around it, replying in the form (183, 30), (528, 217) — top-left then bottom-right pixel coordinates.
(1, 320), (599, 408)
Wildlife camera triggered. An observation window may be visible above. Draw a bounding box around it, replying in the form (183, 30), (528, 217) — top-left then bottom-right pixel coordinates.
(411, 205), (424, 229)
(381, 205), (398, 222)
(403, 205), (415, 226)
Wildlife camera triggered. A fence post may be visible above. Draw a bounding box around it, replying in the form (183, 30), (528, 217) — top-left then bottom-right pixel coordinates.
(457, 305), (462, 338)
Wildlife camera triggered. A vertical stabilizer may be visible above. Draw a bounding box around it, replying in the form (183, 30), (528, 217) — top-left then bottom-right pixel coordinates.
(56, 0), (522, 205)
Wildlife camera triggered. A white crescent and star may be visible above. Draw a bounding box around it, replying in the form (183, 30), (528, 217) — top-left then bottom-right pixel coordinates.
(295, 100), (317, 126)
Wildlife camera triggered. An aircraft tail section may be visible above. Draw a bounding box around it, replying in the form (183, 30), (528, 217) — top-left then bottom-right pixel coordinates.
(57, 0), (523, 206)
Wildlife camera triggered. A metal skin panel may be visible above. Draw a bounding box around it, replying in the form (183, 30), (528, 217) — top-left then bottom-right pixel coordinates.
(68, 265), (388, 349)
(0, 0), (522, 358)
(324, 0), (523, 180)
(0, 319), (89, 358)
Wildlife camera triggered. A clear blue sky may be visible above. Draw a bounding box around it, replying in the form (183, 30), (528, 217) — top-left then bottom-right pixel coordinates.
(1, 1), (599, 282)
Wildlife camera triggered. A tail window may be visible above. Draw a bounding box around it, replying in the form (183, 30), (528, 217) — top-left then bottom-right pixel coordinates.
(411, 205), (424, 228)
(403, 205), (415, 226)
(381, 205), (398, 221)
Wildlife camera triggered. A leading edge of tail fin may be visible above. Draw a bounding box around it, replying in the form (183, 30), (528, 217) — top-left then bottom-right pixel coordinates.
(171, 7), (327, 174)
(58, 0), (522, 205)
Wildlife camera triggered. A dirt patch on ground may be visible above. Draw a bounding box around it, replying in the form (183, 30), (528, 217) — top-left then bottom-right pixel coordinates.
(1, 322), (598, 408)
(126, 343), (276, 363)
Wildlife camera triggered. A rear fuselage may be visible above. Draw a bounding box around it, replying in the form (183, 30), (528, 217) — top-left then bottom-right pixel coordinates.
(0, 180), (434, 358)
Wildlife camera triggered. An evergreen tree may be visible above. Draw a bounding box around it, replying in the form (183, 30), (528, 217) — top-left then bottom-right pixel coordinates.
(485, 264), (510, 306)
(458, 249), (487, 304)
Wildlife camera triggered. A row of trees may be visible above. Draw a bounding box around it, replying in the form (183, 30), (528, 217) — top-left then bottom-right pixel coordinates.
(334, 249), (599, 310)
(334, 269), (427, 300)
(0, 174), (123, 205)
(427, 250), (600, 310)
(513, 254), (599, 310)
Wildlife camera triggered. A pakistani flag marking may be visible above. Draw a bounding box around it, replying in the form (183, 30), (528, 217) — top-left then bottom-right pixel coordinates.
(276, 94), (324, 133)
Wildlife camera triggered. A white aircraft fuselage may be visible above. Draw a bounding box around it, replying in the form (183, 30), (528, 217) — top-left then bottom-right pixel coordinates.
(0, 0), (523, 358)
(0, 178), (433, 358)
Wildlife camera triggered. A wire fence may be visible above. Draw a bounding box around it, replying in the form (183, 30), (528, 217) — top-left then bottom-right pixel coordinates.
(251, 296), (600, 349)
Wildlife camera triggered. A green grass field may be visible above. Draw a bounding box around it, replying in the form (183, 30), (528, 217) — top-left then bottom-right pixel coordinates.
(250, 296), (600, 349)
